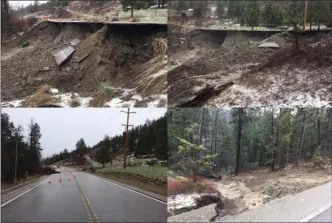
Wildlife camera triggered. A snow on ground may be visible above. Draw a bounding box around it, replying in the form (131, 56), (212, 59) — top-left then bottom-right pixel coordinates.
(1, 99), (25, 108)
(55, 93), (93, 107)
(1, 87), (167, 108)
(105, 93), (167, 108)
(207, 65), (332, 108)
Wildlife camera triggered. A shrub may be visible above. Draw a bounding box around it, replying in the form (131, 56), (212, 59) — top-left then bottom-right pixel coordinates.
(168, 178), (193, 195)
(21, 40), (29, 48)
(168, 176), (217, 195)
(146, 159), (157, 166)
(89, 166), (96, 172)
(194, 180), (217, 194)
(313, 154), (323, 167)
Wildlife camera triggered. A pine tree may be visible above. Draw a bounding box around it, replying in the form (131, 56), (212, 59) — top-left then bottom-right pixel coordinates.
(75, 138), (88, 156)
(28, 119), (42, 174)
(246, 0), (260, 30)
(120, 0), (142, 18)
(263, 2), (285, 27)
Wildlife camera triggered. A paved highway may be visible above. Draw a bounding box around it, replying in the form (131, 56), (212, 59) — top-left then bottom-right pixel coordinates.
(217, 181), (332, 222)
(309, 206), (332, 222)
(1, 167), (167, 222)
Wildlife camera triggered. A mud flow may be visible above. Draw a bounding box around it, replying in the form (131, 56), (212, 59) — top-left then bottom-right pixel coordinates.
(168, 25), (332, 107)
(1, 22), (167, 107)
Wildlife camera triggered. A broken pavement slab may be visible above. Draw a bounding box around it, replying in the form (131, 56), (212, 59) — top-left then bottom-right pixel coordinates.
(70, 38), (81, 46)
(53, 46), (76, 66)
(258, 42), (279, 48)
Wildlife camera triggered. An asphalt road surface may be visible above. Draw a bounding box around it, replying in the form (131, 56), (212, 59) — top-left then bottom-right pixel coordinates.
(310, 206), (332, 222)
(217, 181), (332, 222)
(1, 167), (167, 222)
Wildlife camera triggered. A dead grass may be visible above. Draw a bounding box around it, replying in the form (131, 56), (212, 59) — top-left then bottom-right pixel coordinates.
(89, 85), (117, 107)
(1, 174), (41, 192)
(129, 54), (167, 97)
(153, 37), (167, 55)
(22, 84), (60, 107)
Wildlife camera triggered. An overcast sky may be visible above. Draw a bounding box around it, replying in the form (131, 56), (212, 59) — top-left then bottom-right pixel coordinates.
(9, 1), (49, 9)
(2, 108), (167, 158)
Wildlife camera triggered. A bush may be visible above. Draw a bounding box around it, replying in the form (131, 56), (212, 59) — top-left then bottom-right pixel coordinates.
(21, 40), (29, 48)
(313, 154), (323, 167)
(168, 177), (192, 195)
(146, 159), (157, 166)
(89, 166), (96, 172)
(195, 180), (217, 194)
(168, 176), (217, 195)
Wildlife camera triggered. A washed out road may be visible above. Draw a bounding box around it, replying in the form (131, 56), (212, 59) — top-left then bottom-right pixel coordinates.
(217, 181), (332, 222)
(1, 167), (167, 222)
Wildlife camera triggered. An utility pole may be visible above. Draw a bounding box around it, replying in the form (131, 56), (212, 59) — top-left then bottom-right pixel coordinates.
(121, 108), (136, 169)
(303, 0), (308, 31)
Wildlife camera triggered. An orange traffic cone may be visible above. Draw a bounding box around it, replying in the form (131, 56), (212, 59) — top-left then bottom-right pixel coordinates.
(48, 179), (51, 184)
(68, 176), (71, 182)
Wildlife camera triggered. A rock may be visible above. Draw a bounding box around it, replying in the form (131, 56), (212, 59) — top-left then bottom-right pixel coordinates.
(252, 203), (256, 206)
(43, 66), (50, 71)
(50, 88), (59, 95)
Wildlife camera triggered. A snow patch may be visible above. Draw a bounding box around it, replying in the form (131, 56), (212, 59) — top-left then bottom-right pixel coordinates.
(55, 93), (93, 107)
(1, 100), (24, 108)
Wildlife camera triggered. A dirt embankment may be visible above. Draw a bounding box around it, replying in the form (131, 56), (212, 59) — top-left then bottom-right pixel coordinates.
(1, 22), (167, 106)
(168, 27), (332, 107)
(168, 160), (332, 222)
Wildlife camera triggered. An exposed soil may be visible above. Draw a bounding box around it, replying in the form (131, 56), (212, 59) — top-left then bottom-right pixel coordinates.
(1, 21), (167, 107)
(168, 26), (332, 107)
(168, 160), (332, 222)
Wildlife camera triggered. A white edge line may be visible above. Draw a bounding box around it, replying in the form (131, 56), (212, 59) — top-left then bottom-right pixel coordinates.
(83, 172), (167, 205)
(299, 202), (332, 222)
(1, 178), (49, 207)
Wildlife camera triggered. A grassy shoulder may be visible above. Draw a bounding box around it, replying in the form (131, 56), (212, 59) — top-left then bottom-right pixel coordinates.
(1, 174), (41, 192)
(92, 165), (167, 196)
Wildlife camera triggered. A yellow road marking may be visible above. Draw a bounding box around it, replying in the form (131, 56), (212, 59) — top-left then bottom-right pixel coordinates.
(75, 178), (99, 223)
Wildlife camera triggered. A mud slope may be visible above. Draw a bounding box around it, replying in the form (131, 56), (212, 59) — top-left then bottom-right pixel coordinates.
(168, 28), (332, 107)
(1, 22), (167, 103)
(168, 29), (276, 107)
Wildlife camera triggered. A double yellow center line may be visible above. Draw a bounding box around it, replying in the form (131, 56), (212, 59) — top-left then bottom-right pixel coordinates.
(74, 174), (100, 223)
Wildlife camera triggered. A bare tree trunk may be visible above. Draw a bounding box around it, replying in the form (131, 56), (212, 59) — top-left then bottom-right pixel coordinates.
(296, 110), (307, 167)
(235, 108), (244, 175)
(325, 108), (332, 159)
(210, 109), (219, 154)
(131, 4), (134, 18)
(214, 108), (219, 154)
(272, 109), (280, 171)
(316, 108), (320, 157)
(199, 108), (205, 145)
